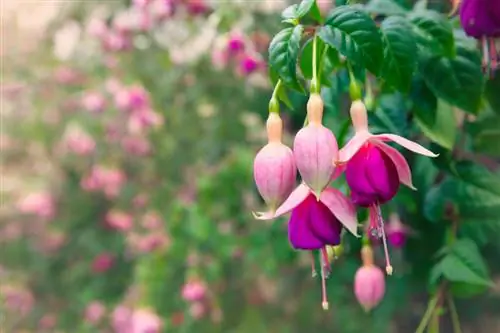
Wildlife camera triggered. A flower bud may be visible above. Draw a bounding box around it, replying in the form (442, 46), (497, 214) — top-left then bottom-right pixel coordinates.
(253, 113), (296, 212)
(386, 213), (410, 249)
(354, 245), (385, 311)
(293, 94), (338, 196)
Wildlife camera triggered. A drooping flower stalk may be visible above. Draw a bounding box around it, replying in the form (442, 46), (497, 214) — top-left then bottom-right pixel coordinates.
(339, 100), (437, 274)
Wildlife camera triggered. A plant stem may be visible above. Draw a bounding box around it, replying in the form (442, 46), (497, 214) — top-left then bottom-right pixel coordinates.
(269, 79), (282, 113)
(311, 35), (320, 93)
(447, 295), (463, 333)
(271, 79), (282, 101)
(415, 294), (440, 333)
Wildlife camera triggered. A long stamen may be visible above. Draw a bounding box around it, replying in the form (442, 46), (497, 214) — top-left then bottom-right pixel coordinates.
(321, 259), (329, 310)
(375, 204), (393, 275)
(321, 247), (331, 276)
(489, 38), (498, 75)
(482, 37), (491, 77)
(311, 251), (317, 278)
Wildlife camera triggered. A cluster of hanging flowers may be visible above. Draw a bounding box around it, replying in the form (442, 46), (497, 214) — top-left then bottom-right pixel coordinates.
(252, 90), (437, 310)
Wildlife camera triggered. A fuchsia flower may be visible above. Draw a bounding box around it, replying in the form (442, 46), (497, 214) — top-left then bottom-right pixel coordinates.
(294, 94), (338, 196)
(227, 32), (246, 54)
(84, 301), (106, 324)
(64, 127), (95, 156)
(239, 54), (262, 75)
(255, 95), (358, 309)
(121, 136), (151, 156)
(105, 210), (133, 231)
(17, 192), (55, 220)
(131, 308), (163, 333)
(81, 91), (106, 113)
(181, 279), (207, 302)
(385, 213), (414, 248)
(354, 245), (385, 312)
(253, 112), (296, 214)
(91, 253), (115, 273)
(339, 100), (437, 274)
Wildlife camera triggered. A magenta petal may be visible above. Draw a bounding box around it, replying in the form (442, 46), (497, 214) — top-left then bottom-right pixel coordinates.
(307, 197), (342, 245)
(288, 200), (324, 250)
(345, 146), (376, 197)
(351, 191), (378, 208)
(253, 183), (310, 220)
(320, 188), (359, 237)
(364, 147), (399, 204)
(374, 134), (438, 157)
(373, 141), (416, 190)
(338, 131), (372, 163)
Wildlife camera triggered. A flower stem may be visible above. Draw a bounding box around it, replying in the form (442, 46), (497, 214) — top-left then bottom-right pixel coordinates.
(447, 295), (462, 333)
(269, 80), (282, 114)
(415, 294), (440, 333)
(311, 35), (320, 94)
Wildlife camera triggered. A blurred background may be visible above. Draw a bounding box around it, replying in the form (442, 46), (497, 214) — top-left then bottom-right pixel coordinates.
(1, 0), (499, 332)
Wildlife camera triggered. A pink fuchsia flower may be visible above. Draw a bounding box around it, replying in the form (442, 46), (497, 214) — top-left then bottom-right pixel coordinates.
(354, 245), (385, 312)
(103, 30), (132, 52)
(189, 302), (206, 320)
(81, 91), (106, 113)
(294, 94), (338, 196)
(17, 192), (55, 220)
(115, 85), (150, 112)
(255, 183), (359, 309)
(253, 113), (296, 215)
(186, 0), (210, 15)
(105, 210), (133, 231)
(85, 301), (106, 324)
(121, 136), (151, 156)
(181, 279), (207, 302)
(0, 285), (35, 316)
(127, 109), (163, 134)
(91, 252), (115, 273)
(227, 31), (246, 55)
(132, 308), (163, 333)
(339, 100), (437, 274)
(81, 166), (126, 198)
(111, 305), (133, 332)
(460, 0), (500, 38)
(385, 213), (415, 249)
(238, 53), (262, 75)
(39, 314), (57, 330)
(63, 127), (95, 156)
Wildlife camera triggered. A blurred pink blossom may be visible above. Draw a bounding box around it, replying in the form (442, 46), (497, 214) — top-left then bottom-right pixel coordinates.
(106, 78), (123, 95)
(238, 53), (263, 75)
(141, 211), (162, 229)
(64, 127), (95, 155)
(81, 91), (106, 113)
(186, 0), (210, 15)
(17, 192), (55, 220)
(121, 136), (151, 156)
(317, 0), (333, 14)
(115, 85), (150, 112)
(0, 285), (34, 316)
(133, 193), (149, 209)
(92, 252), (115, 273)
(1, 222), (22, 242)
(39, 231), (66, 254)
(131, 308), (162, 333)
(39, 314), (57, 330)
(81, 166), (126, 198)
(133, 0), (152, 8)
(111, 305), (133, 332)
(189, 302), (205, 320)
(85, 301), (106, 324)
(105, 210), (134, 231)
(211, 48), (229, 70)
(87, 18), (108, 38)
(227, 32), (246, 55)
(54, 66), (83, 85)
(103, 30), (132, 52)
(128, 109), (163, 134)
(150, 0), (175, 20)
(181, 279), (206, 302)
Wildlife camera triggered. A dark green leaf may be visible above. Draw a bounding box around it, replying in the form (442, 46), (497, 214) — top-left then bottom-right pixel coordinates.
(318, 5), (383, 75)
(268, 26), (305, 92)
(467, 114), (500, 157)
(379, 16), (418, 90)
(364, 0), (408, 16)
(419, 44), (484, 114)
(414, 99), (457, 150)
(409, 10), (455, 57)
(485, 74), (500, 114)
(281, 0), (322, 23)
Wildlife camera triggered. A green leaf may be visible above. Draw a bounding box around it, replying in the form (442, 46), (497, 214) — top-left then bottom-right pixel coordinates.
(268, 26), (305, 93)
(282, 0), (322, 23)
(409, 10), (455, 57)
(364, 0), (408, 16)
(276, 82), (294, 110)
(414, 99), (457, 150)
(424, 162), (500, 222)
(467, 114), (500, 157)
(318, 5), (383, 75)
(430, 239), (493, 293)
(419, 44), (484, 114)
(485, 74), (500, 114)
(379, 16), (418, 90)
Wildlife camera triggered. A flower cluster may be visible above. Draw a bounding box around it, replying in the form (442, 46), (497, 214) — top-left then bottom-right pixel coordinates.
(252, 94), (436, 309)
